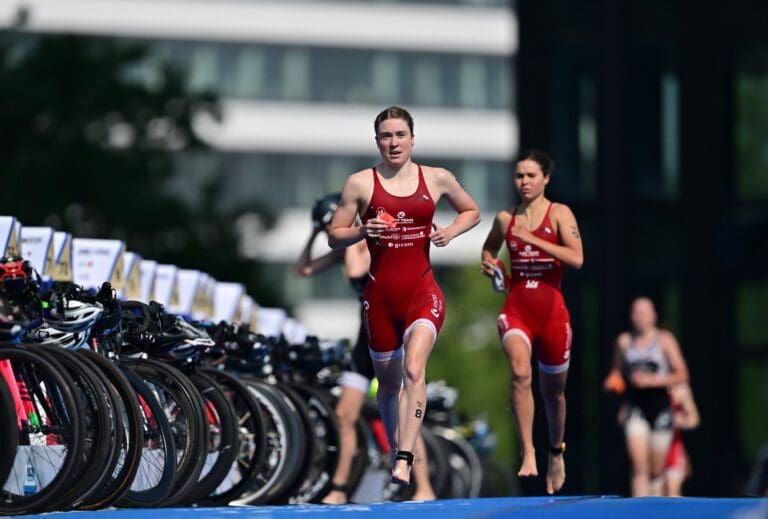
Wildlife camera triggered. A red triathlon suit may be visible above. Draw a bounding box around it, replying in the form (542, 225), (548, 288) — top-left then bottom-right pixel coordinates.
(665, 429), (687, 477)
(361, 166), (445, 361)
(665, 393), (688, 477)
(497, 203), (572, 373)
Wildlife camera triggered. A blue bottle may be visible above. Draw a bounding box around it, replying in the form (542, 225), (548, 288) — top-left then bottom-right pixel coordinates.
(23, 464), (37, 496)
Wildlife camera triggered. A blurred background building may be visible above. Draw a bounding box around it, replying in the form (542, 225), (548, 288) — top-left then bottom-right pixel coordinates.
(0, 0), (517, 338)
(2, 0), (766, 499)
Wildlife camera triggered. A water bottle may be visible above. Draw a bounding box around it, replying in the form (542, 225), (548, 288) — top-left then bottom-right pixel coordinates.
(491, 259), (507, 293)
(23, 464), (37, 496)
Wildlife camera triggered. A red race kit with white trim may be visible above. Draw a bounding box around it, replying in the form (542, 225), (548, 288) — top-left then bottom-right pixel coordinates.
(361, 166), (445, 360)
(498, 203), (572, 373)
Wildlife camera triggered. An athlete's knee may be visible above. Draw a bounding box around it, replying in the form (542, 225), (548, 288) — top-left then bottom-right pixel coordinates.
(540, 382), (565, 402)
(510, 358), (532, 384)
(377, 379), (401, 397)
(542, 392), (565, 411)
(403, 363), (426, 387)
(335, 406), (359, 430)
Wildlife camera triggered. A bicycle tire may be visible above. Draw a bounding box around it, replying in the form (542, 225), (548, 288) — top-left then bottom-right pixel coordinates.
(120, 359), (207, 506)
(266, 383), (315, 505)
(75, 350), (143, 510)
(182, 371), (239, 505)
(117, 367), (177, 507)
(0, 374), (17, 490)
(229, 378), (305, 506)
(286, 383), (340, 504)
(197, 368), (267, 506)
(0, 346), (85, 515)
(34, 345), (115, 510)
(430, 424), (483, 498)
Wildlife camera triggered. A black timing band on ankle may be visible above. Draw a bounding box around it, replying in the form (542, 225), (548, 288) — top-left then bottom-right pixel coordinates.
(549, 442), (566, 455)
(395, 450), (415, 465)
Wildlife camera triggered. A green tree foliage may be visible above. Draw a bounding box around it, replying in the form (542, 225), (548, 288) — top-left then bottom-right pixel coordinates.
(0, 33), (280, 305)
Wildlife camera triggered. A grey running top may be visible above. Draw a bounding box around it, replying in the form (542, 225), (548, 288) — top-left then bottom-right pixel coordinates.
(625, 333), (670, 376)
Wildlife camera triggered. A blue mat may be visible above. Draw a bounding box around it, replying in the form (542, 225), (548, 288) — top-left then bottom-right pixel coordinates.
(17, 496), (767, 519)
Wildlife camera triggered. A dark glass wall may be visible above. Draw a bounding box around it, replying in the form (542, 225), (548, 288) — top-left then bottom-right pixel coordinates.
(517, 0), (768, 497)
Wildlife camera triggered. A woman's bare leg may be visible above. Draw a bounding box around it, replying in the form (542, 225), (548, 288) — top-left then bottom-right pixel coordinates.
(502, 335), (537, 477)
(322, 387), (366, 504)
(393, 326), (435, 484)
(539, 369), (568, 494)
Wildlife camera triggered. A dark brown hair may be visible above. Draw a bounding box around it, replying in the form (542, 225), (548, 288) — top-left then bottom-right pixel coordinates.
(374, 106), (414, 135)
(517, 149), (554, 177)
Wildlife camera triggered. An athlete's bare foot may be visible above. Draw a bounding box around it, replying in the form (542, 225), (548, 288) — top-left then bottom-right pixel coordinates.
(391, 459), (412, 486)
(321, 489), (348, 504)
(546, 453), (565, 494)
(518, 448), (538, 477)
(409, 489), (437, 501)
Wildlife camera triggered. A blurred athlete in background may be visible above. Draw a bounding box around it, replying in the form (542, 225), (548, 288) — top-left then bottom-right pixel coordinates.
(603, 297), (690, 496)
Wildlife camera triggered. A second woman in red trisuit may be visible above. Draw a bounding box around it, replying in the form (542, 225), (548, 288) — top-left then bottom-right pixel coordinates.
(481, 149), (583, 495)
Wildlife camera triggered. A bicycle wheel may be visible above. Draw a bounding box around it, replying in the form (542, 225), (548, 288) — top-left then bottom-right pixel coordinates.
(197, 368), (267, 506)
(0, 373), (17, 490)
(75, 349), (143, 510)
(429, 424), (483, 498)
(286, 383), (340, 504)
(120, 359), (207, 506)
(0, 346), (85, 515)
(182, 371), (239, 505)
(265, 383), (315, 505)
(229, 378), (306, 506)
(34, 345), (115, 510)
(117, 367), (176, 507)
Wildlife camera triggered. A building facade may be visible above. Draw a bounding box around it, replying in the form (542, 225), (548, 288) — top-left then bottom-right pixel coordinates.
(1, 0), (519, 337)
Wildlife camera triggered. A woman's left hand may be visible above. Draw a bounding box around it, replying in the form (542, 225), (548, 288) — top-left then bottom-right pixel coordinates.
(510, 223), (535, 244)
(430, 223), (453, 247)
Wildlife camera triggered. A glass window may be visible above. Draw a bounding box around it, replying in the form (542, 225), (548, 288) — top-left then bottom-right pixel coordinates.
(137, 38), (512, 109)
(173, 151), (512, 213)
(411, 57), (444, 106)
(282, 49), (310, 101)
(313, 48), (369, 103)
(659, 73), (679, 197)
(188, 44), (220, 94)
(371, 52), (402, 104)
(735, 60), (768, 200)
(231, 47), (267, 98)
(739, 360), (768, 461)
(736, 281), (768, 348)
(577, 74), (598, 200)
(491, 56), (514, 109)
(459, 56), (488, 108)
(661, 283), (681, 337)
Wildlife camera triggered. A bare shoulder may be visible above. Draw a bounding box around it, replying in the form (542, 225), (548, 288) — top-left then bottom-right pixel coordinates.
(616, 331), (631, 349)
(344, 168), (374, 195)
(658, 329), (680, 348)
(348, 168), (373, 186)
(421, 165), (456, 185)
(495, 210), (513, 227)
(551, 202), (577, 220)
